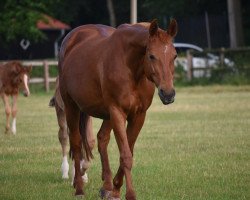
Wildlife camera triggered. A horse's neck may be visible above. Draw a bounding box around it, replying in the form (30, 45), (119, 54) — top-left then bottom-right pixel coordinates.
(117, 26), (149, 80)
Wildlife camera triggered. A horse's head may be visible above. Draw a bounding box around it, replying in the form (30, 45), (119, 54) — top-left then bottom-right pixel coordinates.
(12, 62), (32, 97)
(144, 19), (177, 105)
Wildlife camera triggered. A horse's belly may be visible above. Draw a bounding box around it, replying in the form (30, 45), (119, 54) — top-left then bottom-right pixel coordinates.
(80, 103), (110, 120)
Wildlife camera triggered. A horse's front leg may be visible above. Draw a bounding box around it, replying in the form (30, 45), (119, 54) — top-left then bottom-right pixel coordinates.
(97, 120), (113, 199)
(112, 112), (146, 200)
(11, 95), (18, 134)
(110, 106), (136, 200)
(64, 105), (83, 196)
(2, 94), (11, 134)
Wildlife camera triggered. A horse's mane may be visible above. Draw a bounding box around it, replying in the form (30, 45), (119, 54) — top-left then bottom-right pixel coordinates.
(117, 22), (170, 44)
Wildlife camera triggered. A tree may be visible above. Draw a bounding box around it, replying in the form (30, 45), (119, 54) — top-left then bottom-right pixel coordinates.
(0, 0), (48, 43)
(106, 0), (116, 27)
(227, 0), (244, 47)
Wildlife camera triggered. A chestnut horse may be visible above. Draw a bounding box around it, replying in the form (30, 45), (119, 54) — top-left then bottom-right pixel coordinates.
(0, 61), (32, 134)
(49, 77), (95, 182)
(59, 19), (177, 199)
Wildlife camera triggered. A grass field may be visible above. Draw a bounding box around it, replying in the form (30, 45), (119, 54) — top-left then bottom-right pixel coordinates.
(0, 86), (249, 200)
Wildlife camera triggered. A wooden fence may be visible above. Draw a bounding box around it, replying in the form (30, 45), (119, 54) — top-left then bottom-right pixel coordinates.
(182, 47), (250, 81)
(1, 60), (58, 92)
(2, 47), (250, 91)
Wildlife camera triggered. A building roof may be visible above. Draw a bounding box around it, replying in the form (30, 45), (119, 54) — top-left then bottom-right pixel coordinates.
(37, 14), (71, 30)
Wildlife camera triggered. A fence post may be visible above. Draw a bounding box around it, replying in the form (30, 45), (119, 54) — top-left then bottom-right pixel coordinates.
(43, 60), (49, 92)
(187, 50), (193, 81)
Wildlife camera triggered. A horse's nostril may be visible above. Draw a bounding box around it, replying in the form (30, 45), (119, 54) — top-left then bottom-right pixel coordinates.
(159, 89), (164, 95)
(172, 89), (176, 97)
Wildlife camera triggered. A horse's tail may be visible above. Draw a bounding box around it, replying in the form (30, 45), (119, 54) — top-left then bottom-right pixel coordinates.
(79, 112), (94, 161)
(49, 96), (56, 107)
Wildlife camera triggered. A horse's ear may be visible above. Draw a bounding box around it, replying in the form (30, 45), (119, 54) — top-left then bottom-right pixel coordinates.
(26, 65), (32, 74)
(167, 19), (178, 38)
(11, 62), (21, 75)
(149, 19), (158, 37)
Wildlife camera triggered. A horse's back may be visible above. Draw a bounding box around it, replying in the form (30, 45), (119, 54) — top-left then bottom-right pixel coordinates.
(60, 24), (115, 63)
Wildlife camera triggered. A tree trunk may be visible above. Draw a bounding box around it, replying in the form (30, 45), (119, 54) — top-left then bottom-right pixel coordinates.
(227, 0), (244, 48)
(130, 0), (137, 24)
(106, 0), (116, 27)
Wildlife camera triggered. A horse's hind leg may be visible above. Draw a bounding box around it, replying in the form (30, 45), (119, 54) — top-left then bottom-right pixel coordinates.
(55, 103), (69, 179)
(81, 116), (95, 182)
(64, 102), (84, 196)
(97, 120), (113, 199)
(2, 94), (11, 134)
(71, 115), (95, 185)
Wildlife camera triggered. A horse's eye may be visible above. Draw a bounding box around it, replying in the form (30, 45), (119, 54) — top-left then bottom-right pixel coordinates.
(149, 54), (156, 60)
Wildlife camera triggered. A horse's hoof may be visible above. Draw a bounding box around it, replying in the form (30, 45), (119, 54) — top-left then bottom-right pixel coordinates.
(75, 189), (84, 198)
(5, 127), (10, 134)
(75, 194), (84, 199)
(125, 194), (136, 200)
(108, 197), (121, 200)
(99, 188), (112, 199)
(62, 174), (69, 179)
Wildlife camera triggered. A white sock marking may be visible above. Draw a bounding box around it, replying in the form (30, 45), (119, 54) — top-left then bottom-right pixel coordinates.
(11, 118), (16, 134)
(61, 156), (69, 179)
(71, 160), (89, 185)
(164, 45), (168, 54)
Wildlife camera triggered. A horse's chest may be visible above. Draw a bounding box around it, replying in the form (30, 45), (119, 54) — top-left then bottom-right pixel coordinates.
(127, 92), (152, 115)
(2, 85), (18, 95)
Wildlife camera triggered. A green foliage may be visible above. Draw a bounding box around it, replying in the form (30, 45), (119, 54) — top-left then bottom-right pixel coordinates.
(0, 0), (54, 43)
(0, 0), (250, 45)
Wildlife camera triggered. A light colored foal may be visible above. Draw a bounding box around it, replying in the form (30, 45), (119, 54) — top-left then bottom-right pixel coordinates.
(50, 78), (95, 182)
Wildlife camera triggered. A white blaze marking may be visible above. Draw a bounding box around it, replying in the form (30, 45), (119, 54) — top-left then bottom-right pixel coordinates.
(23, 74), (30, 96)
(164, 45), (168, 54)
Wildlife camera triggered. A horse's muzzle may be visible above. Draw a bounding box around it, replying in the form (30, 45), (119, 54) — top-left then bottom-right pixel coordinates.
(23, 90), (30, 97)
(158, 88), (175, 105)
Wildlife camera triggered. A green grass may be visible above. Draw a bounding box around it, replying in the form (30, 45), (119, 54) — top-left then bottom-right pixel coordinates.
(0, 86), (249, 200)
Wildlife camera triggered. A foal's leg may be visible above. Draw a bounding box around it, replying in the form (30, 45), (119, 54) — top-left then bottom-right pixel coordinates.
(97, 120), (113, 198)
(109, 107), (137, 200)
(71, 115), (95, 185)
(80, 116), (95, 183)
(112, 112), (146, 200)
(2, 94), (11, 134)
(64, 103), (83, 196)
(55, 103), (69, 179)
(11, 95), (18, 134)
